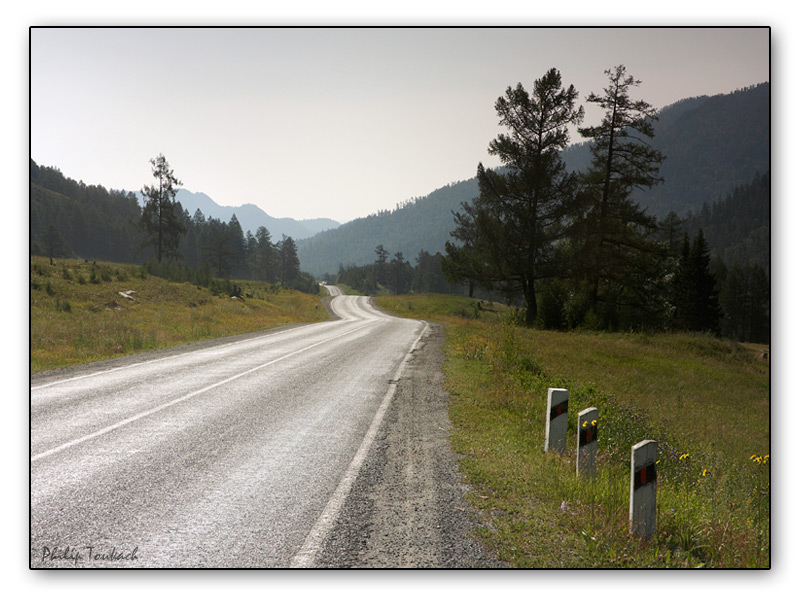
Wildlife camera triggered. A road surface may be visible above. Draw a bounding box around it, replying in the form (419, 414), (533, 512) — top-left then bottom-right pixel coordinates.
(30, 288), (493, 568)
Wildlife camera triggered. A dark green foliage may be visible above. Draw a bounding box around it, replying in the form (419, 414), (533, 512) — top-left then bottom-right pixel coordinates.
(139, 154), (186, 263)
(226, 214), (247, 278)
(335, 249), (463, 297)
(388, 252), (413, 295)
(718, 262), (770, 343)
(567, 65), (667, 327)
(443, 68), (584, 326)
(670, 230), (722, 334)
(336, 262), (378, 295)
(30, 161), (141, 263)
(297, 178), (480, 278)
(277, 235), (301, 287)
(413, 250), (462, 295)
(42, 224), (69, 265)
(441, 209), (483, 298)
(375, 244), (389, 287)
(250, 226), (278, 283)
(289, 271), (320, 295)
(563, 83), (769, 219)
(201, 216), (240, 277)
(142, 259), (212, 287)
(683, 171), (769, 271)
(208, 278), (243, 298)
(30, 159), (319, 294)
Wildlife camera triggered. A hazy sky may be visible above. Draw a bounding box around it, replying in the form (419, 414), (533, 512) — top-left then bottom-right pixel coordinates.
(31, 27), (769, 223)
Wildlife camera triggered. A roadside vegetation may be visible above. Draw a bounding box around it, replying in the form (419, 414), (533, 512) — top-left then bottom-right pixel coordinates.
(378, 293), (769, 568)
(29, 256), (328, 374)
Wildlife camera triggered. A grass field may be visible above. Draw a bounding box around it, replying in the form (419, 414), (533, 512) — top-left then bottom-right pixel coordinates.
(378, 293), (770, 568)
(30, 256), (328, 373)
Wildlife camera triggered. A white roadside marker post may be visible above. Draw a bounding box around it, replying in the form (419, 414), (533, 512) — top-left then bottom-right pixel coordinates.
(577, 407), (598, 478)
(544, 388), (569, 453)
(629, 439), (658, 539)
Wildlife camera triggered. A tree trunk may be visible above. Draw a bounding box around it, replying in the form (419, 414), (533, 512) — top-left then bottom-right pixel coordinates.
(523, 280), (537, 327)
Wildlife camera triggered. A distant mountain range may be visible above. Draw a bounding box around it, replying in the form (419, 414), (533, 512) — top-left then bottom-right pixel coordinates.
(297, 83), (769, 277)
(170, 189), (340, 241)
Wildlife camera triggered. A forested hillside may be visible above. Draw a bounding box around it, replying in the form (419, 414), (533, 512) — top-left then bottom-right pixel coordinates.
(30, 161), (142, 264)
(296, 178), (479, 277)
(562, 82), (769, 218)
(683, 170), (770, 271)
(30, 159), (319, 294)
(299, 83), (769, 277)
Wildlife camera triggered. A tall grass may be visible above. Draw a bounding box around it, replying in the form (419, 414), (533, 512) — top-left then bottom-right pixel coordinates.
(378, 293), (770, 568)
(30, 257), (328, 373)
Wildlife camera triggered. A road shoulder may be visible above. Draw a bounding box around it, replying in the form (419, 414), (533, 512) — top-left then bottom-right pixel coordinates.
(314, 322), (500, 568)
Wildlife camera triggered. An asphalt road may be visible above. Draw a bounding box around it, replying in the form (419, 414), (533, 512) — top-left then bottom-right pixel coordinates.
(31, 288), (443, 568)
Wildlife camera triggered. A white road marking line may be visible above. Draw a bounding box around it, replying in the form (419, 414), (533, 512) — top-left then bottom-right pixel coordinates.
(31, 322), (374, 462)
(289, 320), (429, 568)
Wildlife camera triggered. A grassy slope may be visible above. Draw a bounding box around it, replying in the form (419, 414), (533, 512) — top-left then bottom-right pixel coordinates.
(30, 256), (328, 374)
(378, 293), (770, 568)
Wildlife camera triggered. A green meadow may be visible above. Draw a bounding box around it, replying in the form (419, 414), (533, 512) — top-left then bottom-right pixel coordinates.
(378, 293), (770, 568)
(30, 256), (328, 374)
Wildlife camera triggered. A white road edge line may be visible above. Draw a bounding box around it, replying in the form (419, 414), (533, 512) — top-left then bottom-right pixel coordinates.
(290, 319), (429, 568)
(31, 322), (373, 463)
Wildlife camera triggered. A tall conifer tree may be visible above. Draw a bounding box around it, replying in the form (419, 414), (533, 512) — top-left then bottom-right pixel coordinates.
(568, 65), (666, 327)
(139, 154), (185, 262)
(443, 68), (584, 325)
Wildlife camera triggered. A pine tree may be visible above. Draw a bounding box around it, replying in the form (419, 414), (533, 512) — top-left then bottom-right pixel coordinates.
(671, 232), (695, 330)
(227, 214), (246, 277)
(278, 235), (300, 286)
(375, 244), (389, 287)
(257, 227), (278, 283)
(139, 154), (185, 262)
(720, 262), (769, 342)
(443, 68), (584, 325)
(671, 230), (721, 334)
(567, 65), (666, 327)
(202, 218), (236, 277)
(442, 210), (482, 298)
(43, 224), (69, 264)
(689, 230), (722, 334)
(390, 251), (411, 294)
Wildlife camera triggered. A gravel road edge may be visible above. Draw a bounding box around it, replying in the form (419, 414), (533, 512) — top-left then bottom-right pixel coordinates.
(314, 322), (501, 568)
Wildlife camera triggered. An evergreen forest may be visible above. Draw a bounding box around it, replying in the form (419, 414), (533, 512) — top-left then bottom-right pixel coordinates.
(30, 158), (319, 295)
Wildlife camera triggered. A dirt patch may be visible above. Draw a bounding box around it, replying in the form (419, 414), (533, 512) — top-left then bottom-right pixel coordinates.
(314, 323), (500, 568)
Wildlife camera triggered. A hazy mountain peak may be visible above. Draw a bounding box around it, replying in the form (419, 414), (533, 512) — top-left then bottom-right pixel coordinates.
(173, 189), (340, 240)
